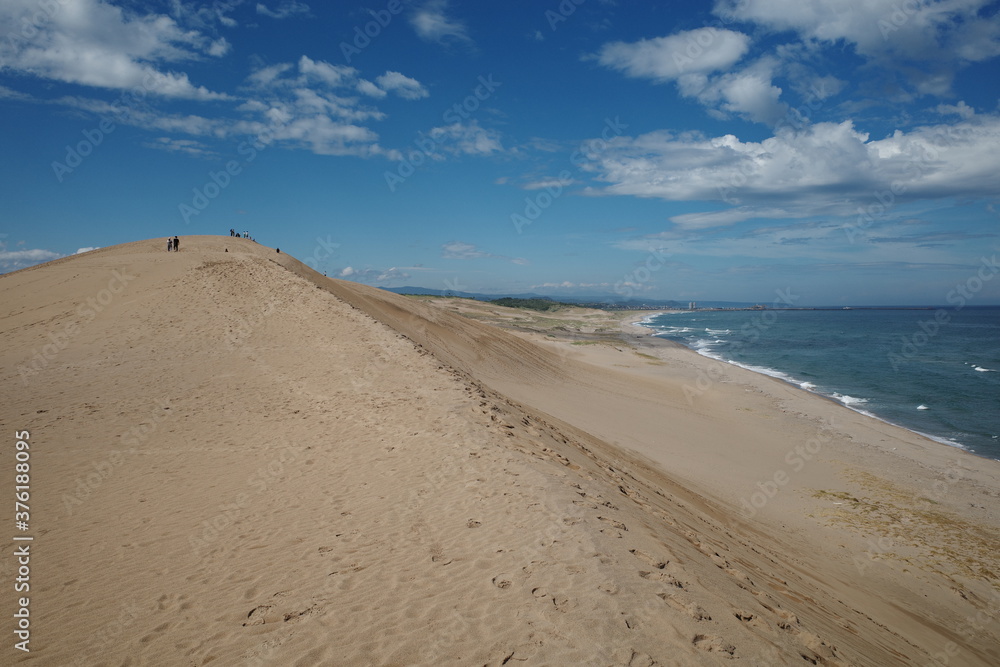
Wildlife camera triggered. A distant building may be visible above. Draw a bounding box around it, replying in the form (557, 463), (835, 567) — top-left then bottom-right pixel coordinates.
(688, 302), (697, 310)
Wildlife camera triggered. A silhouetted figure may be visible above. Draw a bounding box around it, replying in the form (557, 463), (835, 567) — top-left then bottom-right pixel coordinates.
(173, 236), (179, 251)
(276, 248), (280, 253)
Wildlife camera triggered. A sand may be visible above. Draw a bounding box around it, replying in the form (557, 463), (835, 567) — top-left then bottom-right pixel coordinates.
(2, 235), (998, 666)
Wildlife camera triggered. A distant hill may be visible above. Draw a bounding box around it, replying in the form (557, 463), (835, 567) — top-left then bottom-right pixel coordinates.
(381, 286), (760, 309)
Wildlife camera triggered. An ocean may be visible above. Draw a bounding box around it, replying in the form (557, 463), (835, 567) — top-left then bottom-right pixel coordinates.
(640, 306), (1000, 460)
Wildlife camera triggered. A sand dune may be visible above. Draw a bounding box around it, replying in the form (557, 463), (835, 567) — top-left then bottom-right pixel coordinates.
(2, 236), (998, 666)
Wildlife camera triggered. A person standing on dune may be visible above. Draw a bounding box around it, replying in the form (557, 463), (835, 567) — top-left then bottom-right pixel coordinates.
(166, 238), (172, 252)
(173, 236), (179, 252)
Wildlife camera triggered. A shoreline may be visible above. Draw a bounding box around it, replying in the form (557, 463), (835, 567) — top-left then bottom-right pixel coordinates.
(621, 310), (995, 461)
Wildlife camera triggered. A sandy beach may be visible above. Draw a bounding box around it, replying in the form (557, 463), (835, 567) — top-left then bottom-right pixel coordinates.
(2, 236), (999, 666)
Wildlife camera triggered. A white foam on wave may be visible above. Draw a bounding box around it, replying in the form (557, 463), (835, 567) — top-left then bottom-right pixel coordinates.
(833, 393), (869, 407)
(917, 404), (930, 410)
(974, 366), (996, 372)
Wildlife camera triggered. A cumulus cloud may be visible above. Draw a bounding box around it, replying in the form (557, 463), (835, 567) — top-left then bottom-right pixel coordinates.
(714, 0), (1000, 95)
(596, 28), (751, 81)
(229, 57), (435, 157)
(586, 115), (1000, 224)
(375, 71), (429, 100)
(0, 0), (229, 100)
(596, 29), (793, 125)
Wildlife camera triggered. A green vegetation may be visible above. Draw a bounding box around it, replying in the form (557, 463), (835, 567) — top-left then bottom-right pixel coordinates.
(490, 297), (567, 311)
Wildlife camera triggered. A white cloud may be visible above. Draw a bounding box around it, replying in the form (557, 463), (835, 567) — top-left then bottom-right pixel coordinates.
(586, 115), (1000, 223)
(0, 0), (229, 100)
(442, 241), (526, 265)
(714, 0), (1000, 95)
(410, 0), (471, 44)
(356, 79), (387, 98)
(442, 241), (488, 259)
(687, 57), (787, 125)
(75, 247), (100, 254)
(375, 71), (429, 100)
(142, 137), (216, 158)
(596, 28), (751, 81)
(256, 1), (310, 19)
(596, 30), (791, 125)
(298, 56), (355, 88)
(523, 176), (578, 190)
(428, 121), (503, 156)
(0, 247), (62, 271)
(936, 101), (976, 120)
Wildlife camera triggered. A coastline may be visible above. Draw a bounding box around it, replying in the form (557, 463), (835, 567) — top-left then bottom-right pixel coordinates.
(622, 310), (994, 460)
(399, 297), (1000, 664)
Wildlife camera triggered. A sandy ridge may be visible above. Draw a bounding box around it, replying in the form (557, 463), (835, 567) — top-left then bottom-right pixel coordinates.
(1, 236), (997, 665)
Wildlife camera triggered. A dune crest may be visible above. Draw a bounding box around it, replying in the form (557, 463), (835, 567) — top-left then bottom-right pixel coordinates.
(3, 236), (998, 666)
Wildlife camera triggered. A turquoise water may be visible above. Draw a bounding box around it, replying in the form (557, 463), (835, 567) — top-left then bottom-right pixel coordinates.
(641, 307), (1000, 460)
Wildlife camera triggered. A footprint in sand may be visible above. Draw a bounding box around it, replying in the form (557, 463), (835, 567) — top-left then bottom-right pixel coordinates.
(692, 634), (736, 657)
(243, 605), (274, 626)
(639, 570), (684, 589)
(598, 516), (628, 531)
(659, 593), (711, 621)
(629, 548), (667, 569)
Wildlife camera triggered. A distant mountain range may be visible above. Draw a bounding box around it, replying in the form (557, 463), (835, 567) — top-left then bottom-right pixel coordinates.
(381, 286), (758, 309)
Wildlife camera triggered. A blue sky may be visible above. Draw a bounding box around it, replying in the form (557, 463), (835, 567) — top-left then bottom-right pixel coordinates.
(1, 0), (999, 305)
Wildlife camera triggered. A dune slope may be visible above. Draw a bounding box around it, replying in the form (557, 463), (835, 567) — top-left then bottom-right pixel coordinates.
(2, 236), (997, 666)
